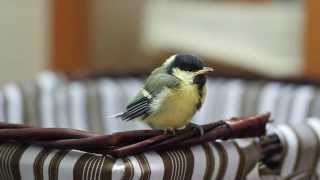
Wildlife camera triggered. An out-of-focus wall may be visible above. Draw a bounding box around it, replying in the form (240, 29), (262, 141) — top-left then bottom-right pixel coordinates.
(0, 1), (49, 84)
(90, 0), (153, 73)
(142, 1), (304, 77)
(88, 0), (304, 77)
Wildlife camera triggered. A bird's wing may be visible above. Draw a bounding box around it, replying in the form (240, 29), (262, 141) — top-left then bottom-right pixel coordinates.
(118, 73), (180, 121)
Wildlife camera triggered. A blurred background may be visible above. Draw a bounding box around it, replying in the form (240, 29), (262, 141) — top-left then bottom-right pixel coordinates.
(0, 0), (319, 83)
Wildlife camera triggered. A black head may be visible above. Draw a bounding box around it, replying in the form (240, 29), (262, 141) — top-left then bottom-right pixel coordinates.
(166, 54), (206, 74)
(166, 54), (209, 89)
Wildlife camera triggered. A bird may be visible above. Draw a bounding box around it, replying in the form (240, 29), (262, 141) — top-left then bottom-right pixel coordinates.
(115, 54), (213, 135)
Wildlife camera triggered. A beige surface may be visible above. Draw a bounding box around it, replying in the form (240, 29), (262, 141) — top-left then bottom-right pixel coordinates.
(90, 0), (149, 73)
(142, 1), (304, 77)
(0, 0), (49, 84)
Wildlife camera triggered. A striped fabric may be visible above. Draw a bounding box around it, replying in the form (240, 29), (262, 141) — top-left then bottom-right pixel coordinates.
(8, 128), (320, 180)
(271, 118), (320, 179)
(0, 141), (257, 180)
(1, 72), (320, 179)
(0, 72), (320, 133)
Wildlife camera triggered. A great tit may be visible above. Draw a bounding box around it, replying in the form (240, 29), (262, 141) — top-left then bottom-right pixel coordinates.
(116, 54), (213, 134)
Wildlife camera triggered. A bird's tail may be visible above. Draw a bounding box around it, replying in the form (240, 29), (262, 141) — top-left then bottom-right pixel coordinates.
(106, 112), (124, 119)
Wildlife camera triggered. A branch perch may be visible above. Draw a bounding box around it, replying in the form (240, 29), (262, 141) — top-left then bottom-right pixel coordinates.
(0, 113), (270, 157)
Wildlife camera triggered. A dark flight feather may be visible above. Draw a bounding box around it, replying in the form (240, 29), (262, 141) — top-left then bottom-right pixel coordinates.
(118, 73), (180, 121)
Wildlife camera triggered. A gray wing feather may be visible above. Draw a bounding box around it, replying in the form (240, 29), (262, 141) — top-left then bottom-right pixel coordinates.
(143, 73), (180, 96)
(118, 73), (180, 121)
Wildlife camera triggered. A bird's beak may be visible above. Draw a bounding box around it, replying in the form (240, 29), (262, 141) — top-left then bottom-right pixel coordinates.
(194, 67), (214, 76)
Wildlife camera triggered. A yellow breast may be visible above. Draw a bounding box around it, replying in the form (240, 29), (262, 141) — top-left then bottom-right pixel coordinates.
(144, 84), (201, 129)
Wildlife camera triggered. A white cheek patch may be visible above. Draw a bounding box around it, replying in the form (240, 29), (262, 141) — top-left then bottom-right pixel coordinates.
(172, 68), (194, 84)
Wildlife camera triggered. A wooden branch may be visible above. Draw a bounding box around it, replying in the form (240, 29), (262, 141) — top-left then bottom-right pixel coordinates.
(0, 113), (270, 157)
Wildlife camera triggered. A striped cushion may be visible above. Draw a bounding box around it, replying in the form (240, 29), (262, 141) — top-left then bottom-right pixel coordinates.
(271, 118), (320, 179)
(1, 72), (320, 179)
(1, 71), (320, 133)
(0, 141), (258, 180)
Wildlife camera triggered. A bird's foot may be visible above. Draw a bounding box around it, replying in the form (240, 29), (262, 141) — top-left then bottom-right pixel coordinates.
(187, 122), (205, 136)
(163, 128), (176, 136)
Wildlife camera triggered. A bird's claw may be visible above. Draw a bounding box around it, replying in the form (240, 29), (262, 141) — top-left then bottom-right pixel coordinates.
(187, 122), (205, 136)
(163, 128), (176, 136)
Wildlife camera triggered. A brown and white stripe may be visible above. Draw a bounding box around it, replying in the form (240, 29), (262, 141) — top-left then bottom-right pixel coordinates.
(48, 150), (70, 180)
(34, 149), (53, 180)
(307, 119), (320, 178)
(273, 121), (320, 179)
(19, 145), (48, 180)
(134, 154), (151, 180)
(121, 158), (134, 180)
(0, 140), (260, 180)
(73, 153), (115, 180)
(0, 143), (28, 180)
(142, 151), (165, 180)
(276, 124), (299, 177)
(211, 142), (227, 180)
(219, 142), (245, 180)
(11, 144), (29, 180)
(8, 75), (320, 179)
(110, 159), (126, 180)
(0, 143), (19, 180)
(74, 153), (94, 180)
(55, 150), (83, 180)
(189, 145), (209, 180)
(126, 155), (144, 180)
(158, 148), (194, 180)
(202, 144), (215, 180)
